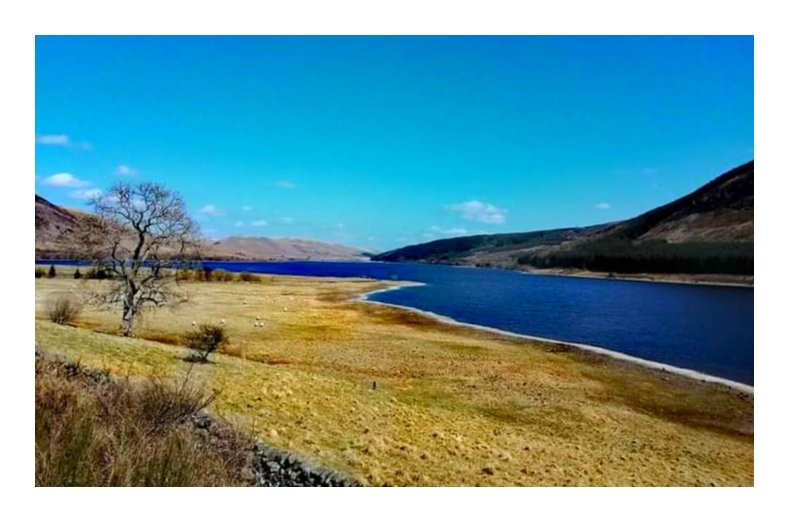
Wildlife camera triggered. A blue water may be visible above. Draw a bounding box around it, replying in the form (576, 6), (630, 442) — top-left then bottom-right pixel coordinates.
(44, 260), (754, 384)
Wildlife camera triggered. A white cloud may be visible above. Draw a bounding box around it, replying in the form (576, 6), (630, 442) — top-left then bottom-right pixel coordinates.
(115, 165), (137, 176)
(252, 220), (268, 227)
(280, 217), (295, 224)
(36, 134), (70, 146)
(241, 206), (252, 212)
(276, 180), (296, 189)
(68, 188), (103, 200)
(198, 204), (223, 216)
(234, 221), (245, 227)
(41, 172), (91, 188)
(594, 202), (612, 209)
(446, 200), (507, 224)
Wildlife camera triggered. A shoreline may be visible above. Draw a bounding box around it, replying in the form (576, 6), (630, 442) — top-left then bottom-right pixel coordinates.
(36, 258), (753, 288)
(356, 282), (754, 395)
(516, 267), (754, 288)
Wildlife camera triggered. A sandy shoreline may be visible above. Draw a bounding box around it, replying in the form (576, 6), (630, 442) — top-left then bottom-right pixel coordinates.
(357, 281), (754, 394)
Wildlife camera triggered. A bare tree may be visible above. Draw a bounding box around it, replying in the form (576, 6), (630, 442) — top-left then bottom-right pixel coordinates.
(76, 182), (201, 336)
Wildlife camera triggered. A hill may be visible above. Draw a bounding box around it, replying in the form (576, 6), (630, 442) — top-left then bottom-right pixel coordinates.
(202, 236), (371, 261)
(373, 161), (754, 277)
(35, 195), (370, 261)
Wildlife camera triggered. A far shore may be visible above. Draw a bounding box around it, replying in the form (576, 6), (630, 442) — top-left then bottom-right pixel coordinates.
(35, 256), (754, 288)
(517, 267), (754, 288)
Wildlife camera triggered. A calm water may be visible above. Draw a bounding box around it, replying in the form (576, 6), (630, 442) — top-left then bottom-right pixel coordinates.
(45, 260), (754, 384)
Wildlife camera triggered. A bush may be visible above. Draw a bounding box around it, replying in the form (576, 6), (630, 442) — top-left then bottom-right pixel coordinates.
(74, 268), (82, 279)
(35, 268), (46, 278)
(213, 269), (235, 282)
(46, 297), (81, 325)
(183, 324), (229, 363)
(47, 265), (57, 278)
(85, 268), (109, 280)
(238, 272), (262, 283)
(35, 356), (251, 486)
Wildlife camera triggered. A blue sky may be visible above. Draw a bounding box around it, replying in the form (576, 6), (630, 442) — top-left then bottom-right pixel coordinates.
(35, 36), (753, 251)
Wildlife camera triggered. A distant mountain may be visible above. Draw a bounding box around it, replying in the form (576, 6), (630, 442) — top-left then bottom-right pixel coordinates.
(35, 195), (90, 259)
(373, 161), (754, 276)
(34, 195), (371, 261)
(203, 236), (371, 261)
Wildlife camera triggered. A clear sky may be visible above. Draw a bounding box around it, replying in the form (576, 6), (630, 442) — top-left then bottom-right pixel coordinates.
(35, 36), (753, 251)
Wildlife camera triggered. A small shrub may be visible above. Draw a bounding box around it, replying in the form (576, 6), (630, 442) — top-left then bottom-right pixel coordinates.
(176, 268), (193, 282)
(213, 269), (234, 282)
(35, 268), (46, 278)
(47, 265), (57, 278)
(74, 268), (83, 279)
(183, 324), (229, 363)
(238, 272), (262, 283)
(85, 267), (108, 280)
(47, 297), (81, 325)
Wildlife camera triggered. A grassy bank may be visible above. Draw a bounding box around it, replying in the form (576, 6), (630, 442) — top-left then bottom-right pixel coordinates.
(35, 270), (753, 486)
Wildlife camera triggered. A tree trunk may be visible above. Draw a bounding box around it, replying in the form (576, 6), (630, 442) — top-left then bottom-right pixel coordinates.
(121, 297), (136, 337)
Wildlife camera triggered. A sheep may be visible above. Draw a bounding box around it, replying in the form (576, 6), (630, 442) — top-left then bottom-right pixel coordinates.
(191, 321), (197, 327)
(220, 318), (226, 325)
(282, 307), (288, 312)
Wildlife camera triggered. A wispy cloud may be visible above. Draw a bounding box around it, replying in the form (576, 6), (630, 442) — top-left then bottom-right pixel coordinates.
(241, 206), (252, 212)
(115, 165), (138, 176)
(234, 221), (245, 227)
(35, 134), (70, 146)
(40, 172), (91, 188)
(35, 134), (91, 150)
(422, 226), (476, 240)
(198, 204), (223, 216)
(446, 200), (507, 224)
(68, 188), (103, 200)
(594, 202), (612, 209)
(430, 226), (468, 236)
(276, 180), (296, 189)
(252, 220), (268, 227)
(280, 217), (295, 225)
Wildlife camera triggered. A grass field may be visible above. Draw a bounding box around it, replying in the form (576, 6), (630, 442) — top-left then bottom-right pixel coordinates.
(34, 267), (754, 486)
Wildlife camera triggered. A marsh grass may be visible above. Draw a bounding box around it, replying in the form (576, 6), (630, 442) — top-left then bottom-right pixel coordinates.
(35, 356), (252, 486)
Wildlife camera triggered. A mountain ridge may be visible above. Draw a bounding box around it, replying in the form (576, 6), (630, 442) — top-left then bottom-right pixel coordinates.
(35, 196), (371, 261)
(373, 160), (754, 277)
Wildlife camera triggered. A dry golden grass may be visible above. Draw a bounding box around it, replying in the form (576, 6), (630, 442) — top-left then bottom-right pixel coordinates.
(35, 355), (253, 486)
(35, 271), (753, 486)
